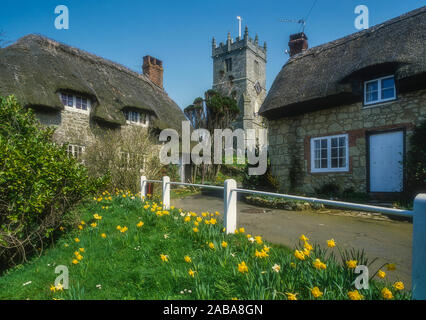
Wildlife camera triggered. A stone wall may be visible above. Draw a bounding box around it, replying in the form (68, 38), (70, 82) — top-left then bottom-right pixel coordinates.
(268, 89), (426, 194)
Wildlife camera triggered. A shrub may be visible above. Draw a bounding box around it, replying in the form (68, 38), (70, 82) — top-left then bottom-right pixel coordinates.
(83, 126), (162, 193)
(0, 95), (104, 269)
(406, 120), (426, 198)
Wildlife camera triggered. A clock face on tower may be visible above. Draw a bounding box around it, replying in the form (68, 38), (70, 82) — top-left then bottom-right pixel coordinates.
(254, 81), (262, 95)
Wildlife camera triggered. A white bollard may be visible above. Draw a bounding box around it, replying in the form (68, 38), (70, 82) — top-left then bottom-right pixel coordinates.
(224, 179), (237, 234)
(412, 193), (426, 300)
(162, 176), (170, 210)
(140, 176), (147, 201)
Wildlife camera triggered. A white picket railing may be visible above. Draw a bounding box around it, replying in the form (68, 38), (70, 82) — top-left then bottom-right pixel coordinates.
(140, 175), (426, 300)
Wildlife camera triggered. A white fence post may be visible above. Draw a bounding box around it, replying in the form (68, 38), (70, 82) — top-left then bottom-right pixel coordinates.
(224, 179), (237, 234)
(162, 176), (170, 210)
(140, 176), (147, 200)
(412, 193), (426, 300)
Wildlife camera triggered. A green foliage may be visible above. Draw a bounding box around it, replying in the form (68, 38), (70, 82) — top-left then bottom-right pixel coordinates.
(0, 95), (105, 270)
(406, 120), (426, 198)
(243, 157), (280, 192)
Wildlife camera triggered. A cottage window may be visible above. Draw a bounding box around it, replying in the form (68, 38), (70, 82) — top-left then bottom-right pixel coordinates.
(123, 110), (149, 126)
(364, 76), (396, 105)
(60, 93), (91, 113)
(311, 134), (349, 173)
(67, 144), (85, 160)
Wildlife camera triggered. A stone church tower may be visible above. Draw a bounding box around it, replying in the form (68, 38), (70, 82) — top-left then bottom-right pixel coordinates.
(212, 26), (267, 147)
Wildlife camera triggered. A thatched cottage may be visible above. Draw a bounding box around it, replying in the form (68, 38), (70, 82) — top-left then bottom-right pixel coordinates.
(0, 34), (188, 179)
(259, 6), (426, 195)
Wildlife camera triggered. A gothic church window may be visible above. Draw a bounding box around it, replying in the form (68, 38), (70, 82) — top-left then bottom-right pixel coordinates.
(225, 58), (232, 72)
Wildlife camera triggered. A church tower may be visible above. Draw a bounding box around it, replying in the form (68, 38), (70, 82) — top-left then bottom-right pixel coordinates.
(212, 26), (267, 146)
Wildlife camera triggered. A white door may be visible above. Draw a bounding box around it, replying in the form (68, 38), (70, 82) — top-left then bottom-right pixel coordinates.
(369, 131), (403, 192)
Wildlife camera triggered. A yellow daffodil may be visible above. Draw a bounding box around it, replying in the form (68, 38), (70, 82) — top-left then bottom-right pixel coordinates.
(238, 227), (245, 234)
(286, 292), (298, 300)
(255, 236), (263, 244)
(378, 270), (386, 279)
(74, 238), (80, 243)
(348, 290), (363, 300)
(381, 287), (393, 299)
(72, 259), (79, 265)
(184, 256), (191, 263)
(79, 248), (85, 253)
(221, 241), (228, 248)
(300, 234), (309, 242)
(160, 254), (169, 262)
(346, 260), (357, 269)
(294, 249), (305, 261)
(137, 221), (144, 228)
(238, 261), (248, 273)
(386, 263), (396, 271)
(101, 233), (107, 239)
(313, 258), (326, 270)
(393, 281), (404, 290)
(327, 239), (336, 248)
(208, 242), (215, 250)
(90, 222), (97, 228)
(311, 287), (323, 298)
(188, 269), (196, 277)
(193, 227), (199, 233)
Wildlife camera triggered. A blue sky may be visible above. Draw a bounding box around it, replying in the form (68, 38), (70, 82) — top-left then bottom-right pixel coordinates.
(0, 0), (423, 109)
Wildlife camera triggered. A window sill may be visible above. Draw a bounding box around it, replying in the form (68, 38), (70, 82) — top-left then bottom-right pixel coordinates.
(310, 169), (350, 174)
(362, 99), (397, 109)
(64, 106), (90, 115)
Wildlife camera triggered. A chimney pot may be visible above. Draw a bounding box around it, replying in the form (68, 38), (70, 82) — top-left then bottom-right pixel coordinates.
(288, 32), (308, 57)
(142, 55), (164, 88)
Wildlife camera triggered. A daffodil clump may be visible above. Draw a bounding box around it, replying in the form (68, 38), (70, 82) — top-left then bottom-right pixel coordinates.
(0, 191), (411, 300)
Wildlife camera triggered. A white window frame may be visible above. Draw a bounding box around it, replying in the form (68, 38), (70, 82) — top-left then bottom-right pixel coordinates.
(67, 144), (85, 162)
(364, 75), (396, 106)
(123, 110), (149, 127)
(310, 134), (349, 173)
(60, 93), (91, 114)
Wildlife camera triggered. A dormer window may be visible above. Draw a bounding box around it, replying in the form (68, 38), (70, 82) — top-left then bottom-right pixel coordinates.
(123, 110), (149, 126)
(364, 76), (396, 106)
(60, 92), (91, 113)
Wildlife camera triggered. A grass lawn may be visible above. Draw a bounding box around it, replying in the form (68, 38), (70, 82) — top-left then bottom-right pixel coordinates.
(0, 191), (410, 300)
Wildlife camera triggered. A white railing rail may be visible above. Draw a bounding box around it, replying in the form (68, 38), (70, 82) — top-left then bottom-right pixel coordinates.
(140, 176), (426, 300)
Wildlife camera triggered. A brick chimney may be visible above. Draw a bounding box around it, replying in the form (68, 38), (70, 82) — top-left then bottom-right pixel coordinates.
(142, 55), (163, 88)
(288, 32), (308, 57)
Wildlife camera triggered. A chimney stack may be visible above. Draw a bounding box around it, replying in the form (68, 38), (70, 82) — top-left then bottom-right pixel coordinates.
(288, 32), (308, 57)
(142, 55), (163, 88)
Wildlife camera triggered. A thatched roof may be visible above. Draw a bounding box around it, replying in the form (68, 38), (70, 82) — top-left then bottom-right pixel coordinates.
(260, 6), (426, 119)
(0, 34), (187, 131)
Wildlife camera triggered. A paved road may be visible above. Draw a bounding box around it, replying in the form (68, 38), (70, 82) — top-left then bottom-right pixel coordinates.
(173, 194), (413, 288)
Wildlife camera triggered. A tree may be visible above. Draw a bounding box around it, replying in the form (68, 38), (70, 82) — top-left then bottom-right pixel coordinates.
(406, 120), (426, 199)
(184, 90), (240, 182)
